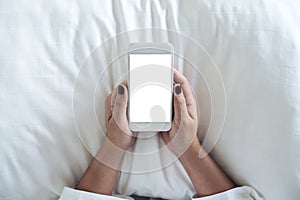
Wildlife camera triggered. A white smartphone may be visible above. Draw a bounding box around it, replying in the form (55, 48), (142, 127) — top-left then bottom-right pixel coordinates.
(128, 43), (174, 132)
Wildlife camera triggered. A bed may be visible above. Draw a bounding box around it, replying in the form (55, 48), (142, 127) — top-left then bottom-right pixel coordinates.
(0, 0), (299, 199)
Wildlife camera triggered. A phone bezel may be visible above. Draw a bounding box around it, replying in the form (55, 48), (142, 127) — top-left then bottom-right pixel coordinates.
(127, 43), (174, 132)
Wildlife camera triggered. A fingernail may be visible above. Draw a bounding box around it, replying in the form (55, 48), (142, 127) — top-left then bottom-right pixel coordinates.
(175, 85), (181, 94)
(118, 85), (124, 95)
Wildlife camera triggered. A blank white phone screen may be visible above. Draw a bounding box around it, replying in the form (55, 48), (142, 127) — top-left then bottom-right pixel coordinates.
(129, 54), (172, 123)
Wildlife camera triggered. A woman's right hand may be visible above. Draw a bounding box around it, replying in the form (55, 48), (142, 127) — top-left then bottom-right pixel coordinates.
(161, 69), (201, 157)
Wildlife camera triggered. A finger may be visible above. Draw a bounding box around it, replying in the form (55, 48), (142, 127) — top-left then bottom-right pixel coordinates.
(173, 84), (181, 125)
(111, 81), (127, 109)
(160, 132), (171, 145)
(173, 69), (194, 105)
(105, 94), (112, 122)
(174, 84), (189, 118)
(110, 87), (118, 111)
(112, 84), (128, 124)
(173, 69), (197, 119)
(130, 137), (137, 147)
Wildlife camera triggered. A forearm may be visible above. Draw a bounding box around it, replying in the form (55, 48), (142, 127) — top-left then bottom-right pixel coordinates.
(76, 139), (125, 195)
(180, 140), (235, 197)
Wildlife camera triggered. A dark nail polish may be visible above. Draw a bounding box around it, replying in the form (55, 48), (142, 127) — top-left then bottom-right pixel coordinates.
(118, 85), (124, 94)
(175, 85), (181, 94)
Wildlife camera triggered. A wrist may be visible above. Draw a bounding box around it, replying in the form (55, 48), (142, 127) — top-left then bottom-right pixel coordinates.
(95, 138), (126, 170)
(179, 138), (205, 164)
(106, 130), (133, 151)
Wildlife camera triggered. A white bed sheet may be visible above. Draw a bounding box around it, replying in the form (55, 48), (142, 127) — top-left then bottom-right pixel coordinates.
(0, 0), (300, 200)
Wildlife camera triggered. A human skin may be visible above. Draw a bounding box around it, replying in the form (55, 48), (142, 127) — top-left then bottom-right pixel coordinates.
(161, 69), (235, 196)
(76, 69), (235, 197)
(75, 84), (134, 195)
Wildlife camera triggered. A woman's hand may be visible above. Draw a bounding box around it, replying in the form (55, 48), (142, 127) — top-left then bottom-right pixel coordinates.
(161, 69), (201, 157)
(161, 69), (235, 197)
(76, 84), (135, 195)
(104, 84), (136, 150)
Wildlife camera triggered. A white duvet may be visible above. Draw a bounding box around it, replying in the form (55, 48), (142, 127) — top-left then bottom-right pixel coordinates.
(0, 0), (300, 200)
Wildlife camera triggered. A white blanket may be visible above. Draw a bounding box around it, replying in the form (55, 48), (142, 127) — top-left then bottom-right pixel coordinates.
(0, 0), (300, 200)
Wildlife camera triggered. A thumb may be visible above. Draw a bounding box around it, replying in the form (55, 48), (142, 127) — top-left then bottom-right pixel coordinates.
(173, 84), (188, 124)
(112, 84), (128, 123)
